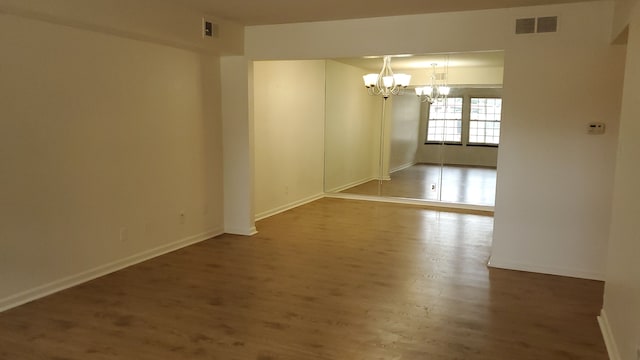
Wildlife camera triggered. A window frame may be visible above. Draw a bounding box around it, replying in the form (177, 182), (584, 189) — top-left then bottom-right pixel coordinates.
(424, 96), (464, 145)
(468, 96), (502, 147)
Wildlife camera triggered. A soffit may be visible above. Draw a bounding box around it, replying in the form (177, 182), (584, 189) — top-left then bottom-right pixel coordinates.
(334, 51), (505, 72)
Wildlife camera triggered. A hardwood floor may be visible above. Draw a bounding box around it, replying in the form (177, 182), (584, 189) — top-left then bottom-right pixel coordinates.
(0, 198), (606, 359)
(342, 164), (497, 206)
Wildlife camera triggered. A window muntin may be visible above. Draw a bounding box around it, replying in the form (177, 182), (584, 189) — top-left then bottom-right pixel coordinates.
(469, 98), (502, 145)
(426, 97), (463, 143)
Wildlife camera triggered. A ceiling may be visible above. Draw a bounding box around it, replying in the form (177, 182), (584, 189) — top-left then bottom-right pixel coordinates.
(176, 0), (596, 25)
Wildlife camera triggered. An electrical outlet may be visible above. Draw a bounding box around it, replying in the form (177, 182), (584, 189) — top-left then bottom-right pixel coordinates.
(587, 122), (605, 135)
(430, 184), (437, 191)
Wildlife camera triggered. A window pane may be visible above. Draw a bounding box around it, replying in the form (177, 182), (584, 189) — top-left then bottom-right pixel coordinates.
(427, 97), (463, 142)
(429, 97), (463, 120)
(469, 120), (501, 145)
(469, 97), (502, 145)
(470, 97), (502, 121)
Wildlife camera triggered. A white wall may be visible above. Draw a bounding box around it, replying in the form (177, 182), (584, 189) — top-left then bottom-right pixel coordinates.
(408, 65), (504, 87)
(490, 2), (625, 280)
(0, 14), (224, 310)
(245, 1), (625, 280)
(253, 60), (326, 218)
(389, 94), (421, 172)
(602, 1), (640, 359)
(245, 8), (509, 60)
(221, 56), (256, 235)
(324, 60), (381, 192)
(0, 0), (244, 54)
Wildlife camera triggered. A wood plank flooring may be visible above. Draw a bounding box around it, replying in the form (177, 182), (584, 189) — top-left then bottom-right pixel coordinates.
(342, 164), (497, 206)
(0, 198), (606, 359)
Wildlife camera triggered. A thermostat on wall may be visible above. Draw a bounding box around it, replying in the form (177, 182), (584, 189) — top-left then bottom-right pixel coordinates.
(587, 122), (605, 135)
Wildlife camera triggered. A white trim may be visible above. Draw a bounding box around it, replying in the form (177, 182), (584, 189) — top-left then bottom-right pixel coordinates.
(598, 309), (621, 360)
(0, 227), (224, 313)
(390, 161), (416, 174)
(324, 192), (495, 213)
(487, 257), (604, 281)
(255, 193), (325, 221)
(325, 176), (375, 193)
(225, 226), (258, 236)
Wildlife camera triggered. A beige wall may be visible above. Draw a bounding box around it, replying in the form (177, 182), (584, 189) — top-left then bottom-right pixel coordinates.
(388, 95), (421, 172)
(602, 1), (640, 359)
(253, 60), (326, 218)
(324, 60), (381, 192)
(245, 1), (624, 280)
(612, 0), (640, 39)
(0, 14), (224, 309)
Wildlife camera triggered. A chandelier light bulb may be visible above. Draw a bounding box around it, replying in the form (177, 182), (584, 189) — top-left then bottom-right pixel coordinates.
(394, 74), (411, 88)
(382, 76), (394, 88)
(363, 74), (378, 88)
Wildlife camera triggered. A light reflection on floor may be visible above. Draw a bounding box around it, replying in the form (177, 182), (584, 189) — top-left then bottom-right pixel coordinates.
(341, 164), (497, 206)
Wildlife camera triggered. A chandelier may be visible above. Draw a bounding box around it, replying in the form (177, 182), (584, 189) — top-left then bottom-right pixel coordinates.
(415, 62), (451, 104)
(363, 56), (411, 99)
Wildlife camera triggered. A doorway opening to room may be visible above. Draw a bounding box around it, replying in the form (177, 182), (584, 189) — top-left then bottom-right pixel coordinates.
(251, 51), (504, 220)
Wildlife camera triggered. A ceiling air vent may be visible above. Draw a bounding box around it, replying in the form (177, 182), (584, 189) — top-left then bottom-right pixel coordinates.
(537, 16), (558, 33)
(515, 18), (536, 34)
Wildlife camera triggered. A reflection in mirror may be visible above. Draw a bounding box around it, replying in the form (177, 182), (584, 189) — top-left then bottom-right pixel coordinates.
(325, 51), (504, 207)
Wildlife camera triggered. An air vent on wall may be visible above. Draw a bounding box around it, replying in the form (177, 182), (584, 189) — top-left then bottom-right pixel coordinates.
(515, 16), (558, 34)
(537, 16), (558, 33)
(515, 18), (536, 34)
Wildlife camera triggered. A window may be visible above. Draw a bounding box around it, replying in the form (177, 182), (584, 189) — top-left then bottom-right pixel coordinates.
(426, 97), (463, 143)
(469, 98), (502, 145)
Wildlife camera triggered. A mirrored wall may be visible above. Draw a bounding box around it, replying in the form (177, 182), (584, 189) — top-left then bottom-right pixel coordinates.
(324, 52), (504, 208)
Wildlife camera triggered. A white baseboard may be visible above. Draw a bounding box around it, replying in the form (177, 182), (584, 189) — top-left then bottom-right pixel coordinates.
(598, 309), (621, 360)
(0, 227), (224, 313)
(487, 257), (604, 281)
(326, 177), (376, 193)
(390, 161), (416, 173)
(255, 193), (325, 221)
(225, 226), (258, 236)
